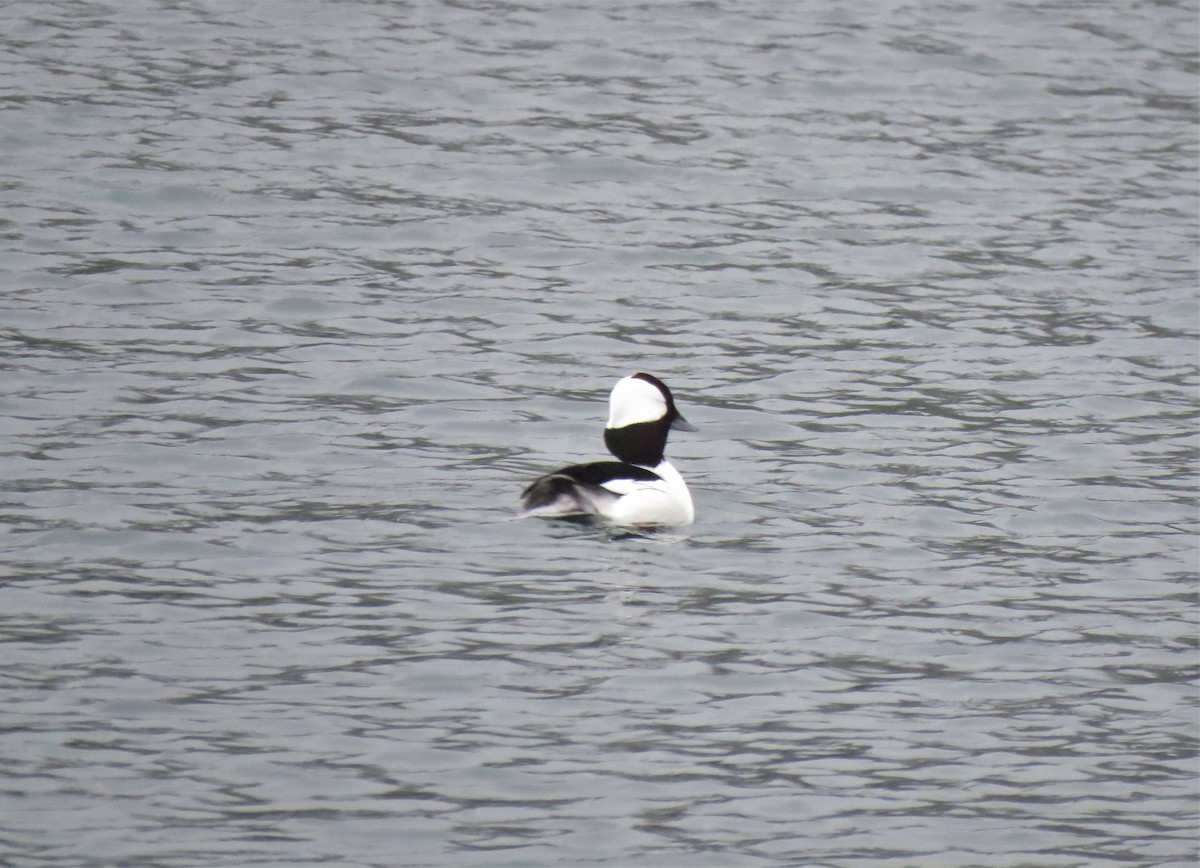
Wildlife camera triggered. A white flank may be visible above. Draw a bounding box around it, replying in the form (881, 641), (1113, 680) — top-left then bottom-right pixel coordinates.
(605, 460), (694, 526)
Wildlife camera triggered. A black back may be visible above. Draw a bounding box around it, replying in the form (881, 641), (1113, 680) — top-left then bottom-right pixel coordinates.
(557, 462), (662, 486)
(521, 461), (662, 512)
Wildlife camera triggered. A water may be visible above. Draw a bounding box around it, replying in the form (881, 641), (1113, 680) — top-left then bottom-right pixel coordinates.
(2, 0), (1197, 865)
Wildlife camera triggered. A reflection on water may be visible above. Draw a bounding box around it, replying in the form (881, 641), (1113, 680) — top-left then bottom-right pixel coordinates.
(2, 0), (1196, 865)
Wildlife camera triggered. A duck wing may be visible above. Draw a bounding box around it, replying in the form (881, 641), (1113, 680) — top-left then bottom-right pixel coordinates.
(521, 462), (662, 518)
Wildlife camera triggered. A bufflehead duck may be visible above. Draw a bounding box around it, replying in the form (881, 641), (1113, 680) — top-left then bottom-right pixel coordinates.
(521, 373), (696, 526)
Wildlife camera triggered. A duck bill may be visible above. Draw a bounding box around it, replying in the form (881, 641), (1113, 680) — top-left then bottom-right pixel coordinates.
(671, 414), (697, 432)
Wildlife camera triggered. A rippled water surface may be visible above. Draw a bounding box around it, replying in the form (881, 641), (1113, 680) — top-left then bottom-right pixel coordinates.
(2, 0), (1197, 865)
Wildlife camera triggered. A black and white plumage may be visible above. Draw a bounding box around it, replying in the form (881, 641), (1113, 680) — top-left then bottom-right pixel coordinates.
(520, 373), (695, 526)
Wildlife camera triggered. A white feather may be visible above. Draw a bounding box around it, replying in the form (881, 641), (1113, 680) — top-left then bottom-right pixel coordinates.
(605, 376), (667, 429)
(606, 461), (694, 526)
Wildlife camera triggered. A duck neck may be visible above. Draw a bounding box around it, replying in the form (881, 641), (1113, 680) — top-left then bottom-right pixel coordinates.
(604, 420), (668, 466)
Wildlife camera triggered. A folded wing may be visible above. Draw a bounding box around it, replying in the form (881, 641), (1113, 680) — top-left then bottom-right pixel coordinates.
(520, 462), (662, 518)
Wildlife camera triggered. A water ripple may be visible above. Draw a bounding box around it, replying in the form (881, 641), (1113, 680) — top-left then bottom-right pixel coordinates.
(1, 0), (1196, 865)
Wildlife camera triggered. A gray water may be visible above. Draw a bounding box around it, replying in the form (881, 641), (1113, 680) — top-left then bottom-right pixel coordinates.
(2, 0), (1197, 865)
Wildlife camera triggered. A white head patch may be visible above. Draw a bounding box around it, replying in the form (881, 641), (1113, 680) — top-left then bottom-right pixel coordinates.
(606, 375), (667, 429)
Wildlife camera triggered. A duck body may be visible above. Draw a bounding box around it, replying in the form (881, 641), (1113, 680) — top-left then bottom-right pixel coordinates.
(521, 373), (695, 527)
